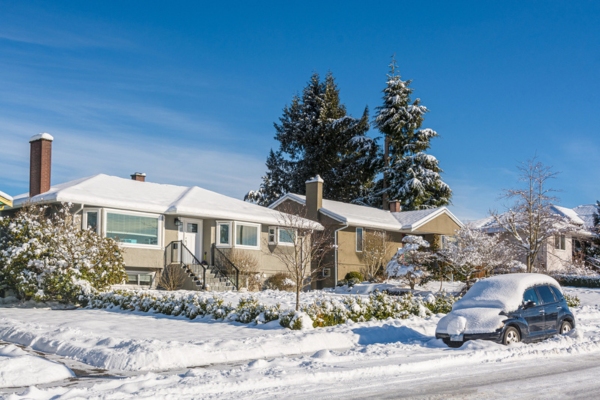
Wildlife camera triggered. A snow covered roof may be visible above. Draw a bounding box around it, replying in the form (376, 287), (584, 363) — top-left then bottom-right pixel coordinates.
(11, 174), (322, 228)
(453, 273), (561, 312)
(391, 207), (463, 231)
(551, 205), (585, 225)
(270, 193), (462, 232)
(573, 204), (598, 229)
(0, 190), (13, 208)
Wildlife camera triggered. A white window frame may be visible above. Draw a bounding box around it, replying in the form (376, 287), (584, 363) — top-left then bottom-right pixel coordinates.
(555, 234), (566, 251)
(268, 226), (277, 245)
(234, 222), (261, 250)
(216, 221), (233, 248)
(102, 208), (163, 249)
(277, 227), (296, 246)
(356, 227), (364, 252)
(323, 268), (331, 278)
(125, 270), (156, 287)
(82, 208), (101, 234)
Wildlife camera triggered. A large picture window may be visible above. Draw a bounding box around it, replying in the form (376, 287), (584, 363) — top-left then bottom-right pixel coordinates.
(235, 222), (259, 249)
(106, 212), (159, 246)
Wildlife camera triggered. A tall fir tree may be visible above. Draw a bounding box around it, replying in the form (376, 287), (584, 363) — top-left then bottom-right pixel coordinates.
(587, 201), (600, 267)
(246, 72), (379, 206)
(366, 59), (451, 211)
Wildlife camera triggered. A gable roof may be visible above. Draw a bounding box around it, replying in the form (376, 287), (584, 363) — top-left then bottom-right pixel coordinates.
(0, 190), (12, 208)
(11, 174), (322, 228)
(270, 193), (463, 232)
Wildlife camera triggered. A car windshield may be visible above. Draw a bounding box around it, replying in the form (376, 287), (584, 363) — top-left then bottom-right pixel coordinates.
(537, 285), (557, 304)
(523, 288), (539, 305)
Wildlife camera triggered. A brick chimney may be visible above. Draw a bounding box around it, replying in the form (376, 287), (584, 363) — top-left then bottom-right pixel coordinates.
(305, 175), (324, 221)
(389, 200), (402, 213)
(29, 133), (54, 197)
(131, 172), (146, 182)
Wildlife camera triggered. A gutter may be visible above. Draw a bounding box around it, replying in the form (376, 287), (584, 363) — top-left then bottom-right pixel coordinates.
(333, 223), (349, 287)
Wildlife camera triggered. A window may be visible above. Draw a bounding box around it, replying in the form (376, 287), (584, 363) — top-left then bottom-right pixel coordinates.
(523, 288), (539, 305)
(235, 222), (259, 249)
(126, 272), (154, 286)
(322, 268), (331, 278)
(268, 227), (276, 244)
(555, 235), (566, 250)
(356, 227), (364, 252)
(83, 210), (100, 233)
(278, 228), (295, 245)
(536, 285), (557, 304)
(106, 212), (159, 246)
(217, 222), (232, 247)
(550, 286), (564, 301)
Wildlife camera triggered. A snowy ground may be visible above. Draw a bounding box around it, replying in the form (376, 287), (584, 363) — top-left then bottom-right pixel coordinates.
(1, 285), (600, 399)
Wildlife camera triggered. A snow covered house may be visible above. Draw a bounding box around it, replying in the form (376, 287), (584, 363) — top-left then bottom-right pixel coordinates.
(474, 205), (594, 272)
(269, 176), (463, 288)
(1, 134), (322, 291)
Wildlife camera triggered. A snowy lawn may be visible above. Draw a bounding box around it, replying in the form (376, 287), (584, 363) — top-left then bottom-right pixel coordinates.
(0, 344), (73, 388)
(2, 286), (600, 398)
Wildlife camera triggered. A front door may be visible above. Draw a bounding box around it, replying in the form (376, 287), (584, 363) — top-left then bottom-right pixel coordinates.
(179, 219), (203, 262)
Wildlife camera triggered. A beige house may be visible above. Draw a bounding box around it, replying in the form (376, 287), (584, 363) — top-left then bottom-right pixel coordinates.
(2, 134), (321, 291)
(475, 205), (594, 272)
(270, 176), (463, 288)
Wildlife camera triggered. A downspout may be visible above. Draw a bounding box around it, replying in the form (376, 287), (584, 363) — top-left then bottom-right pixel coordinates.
(333, 223), (348, 287)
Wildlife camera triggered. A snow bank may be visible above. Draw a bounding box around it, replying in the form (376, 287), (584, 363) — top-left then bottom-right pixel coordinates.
(0, 344), (74, 388)
(454, 273), (561, 312)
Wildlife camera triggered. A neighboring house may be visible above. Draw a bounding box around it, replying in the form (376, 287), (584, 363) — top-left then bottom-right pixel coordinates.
(474, 205), (593, 272)
(0, 191), (12, 210)
(1, 134), (322, 291)
(269, 176), (463, 288)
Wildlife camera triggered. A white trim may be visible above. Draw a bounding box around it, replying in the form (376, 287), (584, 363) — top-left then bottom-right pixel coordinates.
(103, 208), (163, 249)
(234, 221), (261, 250)
(356, 227), (364, 252)
(82, 208), (101, 235)
(216, 221), (232, 248)
(407, 207), (464, 231)
(268, 193), (306, 210)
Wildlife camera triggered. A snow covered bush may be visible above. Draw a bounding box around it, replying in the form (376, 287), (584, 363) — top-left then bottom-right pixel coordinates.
(263, 272), (295, 292)
(564, 293), (581, 308)
(552, 274), (600, 288)
(0, 204), (126, 303)
(386, 235), (432, 289)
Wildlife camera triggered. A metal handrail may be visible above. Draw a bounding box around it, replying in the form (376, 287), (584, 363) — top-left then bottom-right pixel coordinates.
(164, 241), (207, 289)
(211, 244), (240, 290)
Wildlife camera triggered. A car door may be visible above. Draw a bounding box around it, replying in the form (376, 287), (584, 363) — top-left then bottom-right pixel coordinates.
(521, 287), (546, 337)
(535, 285), (559, 335)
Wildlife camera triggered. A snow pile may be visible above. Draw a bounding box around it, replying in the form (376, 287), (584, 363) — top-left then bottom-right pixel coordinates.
(453, 273), (561, 312)
(0, 344), (74, 388)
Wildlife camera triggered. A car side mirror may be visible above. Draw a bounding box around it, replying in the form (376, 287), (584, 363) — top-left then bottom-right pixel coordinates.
(523, 300), (536, 309)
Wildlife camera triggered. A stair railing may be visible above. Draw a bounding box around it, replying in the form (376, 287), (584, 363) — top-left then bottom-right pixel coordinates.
(164, 241), (207, 289)
(211, 244), (240, 290)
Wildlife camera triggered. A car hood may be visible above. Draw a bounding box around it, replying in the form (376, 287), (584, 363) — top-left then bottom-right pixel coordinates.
(436, 307), (508, 335)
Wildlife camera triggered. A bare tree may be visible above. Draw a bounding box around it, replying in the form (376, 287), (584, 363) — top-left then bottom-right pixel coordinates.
(158, 264), (187, 291)
(438, 225), (518, 287)
(360, 230), (392, 281)
(225, 249), (262, 291)
(266, 205), (334, 311)
(491, 158), (581, 272)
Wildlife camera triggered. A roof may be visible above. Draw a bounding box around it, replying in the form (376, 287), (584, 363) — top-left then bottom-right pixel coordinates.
(270, 193), (463, 232)
(0, 190), (13, 208)
(11, 174), (322, 228)
(551, 205), (585, 225)
(573, 204), (598, 229)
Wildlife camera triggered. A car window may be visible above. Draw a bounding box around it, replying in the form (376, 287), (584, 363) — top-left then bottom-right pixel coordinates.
(550, 286), (564, 301)
(523, 288), (539, 305)
(536, 285), (557, 304)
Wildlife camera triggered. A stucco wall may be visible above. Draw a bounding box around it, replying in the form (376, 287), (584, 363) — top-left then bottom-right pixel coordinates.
(413, 213), (460, 235)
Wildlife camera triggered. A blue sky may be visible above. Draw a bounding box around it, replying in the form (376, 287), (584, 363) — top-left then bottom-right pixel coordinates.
(1, 1), (599, 220)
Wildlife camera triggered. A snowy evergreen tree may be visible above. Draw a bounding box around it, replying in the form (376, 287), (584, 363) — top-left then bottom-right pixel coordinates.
(587, 201), (600, 268)
(369, 59), (451, 210)
(386, 235), (433, 290)
(246, 72), (379, 206)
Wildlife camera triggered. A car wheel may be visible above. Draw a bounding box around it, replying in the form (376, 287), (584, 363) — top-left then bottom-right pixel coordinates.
(503, 326), (521, 345)
(560, 320), (573, 335)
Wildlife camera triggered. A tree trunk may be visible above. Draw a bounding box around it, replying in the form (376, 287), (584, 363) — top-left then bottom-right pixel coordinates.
(296, 286), (300, 312)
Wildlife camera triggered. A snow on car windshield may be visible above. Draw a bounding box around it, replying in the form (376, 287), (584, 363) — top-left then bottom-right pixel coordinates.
(452, 273), (561, 312)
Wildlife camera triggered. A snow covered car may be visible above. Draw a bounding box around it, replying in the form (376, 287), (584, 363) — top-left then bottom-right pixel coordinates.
(435, 273), (575, 347)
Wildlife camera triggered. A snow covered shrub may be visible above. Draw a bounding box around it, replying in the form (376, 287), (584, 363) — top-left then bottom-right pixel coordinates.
(344, 271), (364, 285)
(423, 292), (458, 314)
(0, 204), (126, 303)
(386, 235), (432, 290)
(553, 274), (600, 288)
(234, 295), (280, 323)
(263, 272), (295, 291)
(564, 294), (581, 308)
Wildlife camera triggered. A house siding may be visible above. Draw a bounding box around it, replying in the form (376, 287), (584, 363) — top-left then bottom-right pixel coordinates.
(413, 213), (461, 235)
